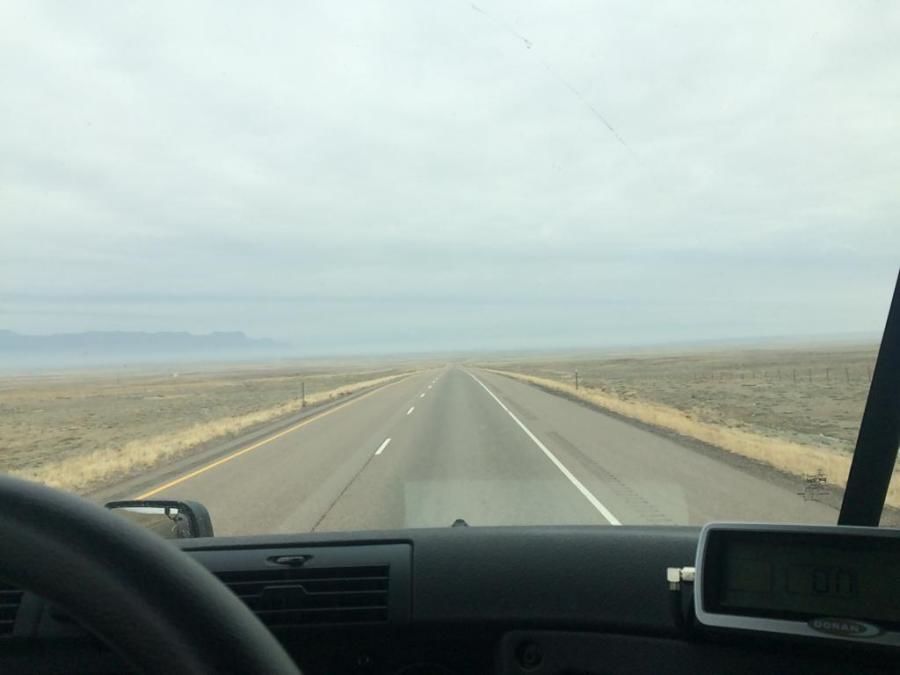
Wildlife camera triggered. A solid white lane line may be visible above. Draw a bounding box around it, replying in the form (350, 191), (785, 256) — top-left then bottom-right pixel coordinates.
(375, 438), (391, 456)
(407, 406), (415, 415)
(467, 371), (622, 526)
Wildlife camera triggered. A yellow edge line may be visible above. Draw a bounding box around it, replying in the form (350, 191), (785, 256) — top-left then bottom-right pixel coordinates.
(134, 376), (410, 499)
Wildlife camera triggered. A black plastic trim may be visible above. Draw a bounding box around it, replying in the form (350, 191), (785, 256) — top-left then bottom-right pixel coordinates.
(188, 544), (411, 626)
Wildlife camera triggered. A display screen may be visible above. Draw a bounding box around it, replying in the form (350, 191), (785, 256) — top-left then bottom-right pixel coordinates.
(704, 531), (900, 627)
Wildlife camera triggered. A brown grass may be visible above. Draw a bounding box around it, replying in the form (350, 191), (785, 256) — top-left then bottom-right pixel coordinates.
(8, 372), (408, 493)
(485, 368), (900, 509)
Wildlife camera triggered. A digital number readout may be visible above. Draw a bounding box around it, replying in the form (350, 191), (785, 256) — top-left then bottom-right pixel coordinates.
(719, 540), (900, 624)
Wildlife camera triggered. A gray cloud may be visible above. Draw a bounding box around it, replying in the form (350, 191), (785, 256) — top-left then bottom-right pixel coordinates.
(1, 1), (898, 353)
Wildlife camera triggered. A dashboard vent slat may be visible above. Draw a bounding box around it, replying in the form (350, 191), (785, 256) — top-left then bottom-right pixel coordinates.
(0, 583), (24, 637)
(215, 565), (390, 627)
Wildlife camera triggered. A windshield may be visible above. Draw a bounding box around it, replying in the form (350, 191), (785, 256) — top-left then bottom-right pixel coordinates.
(2, 2), (898, 535)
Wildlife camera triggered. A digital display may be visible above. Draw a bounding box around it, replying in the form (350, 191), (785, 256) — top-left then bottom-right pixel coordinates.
(704, 530), (900, 627)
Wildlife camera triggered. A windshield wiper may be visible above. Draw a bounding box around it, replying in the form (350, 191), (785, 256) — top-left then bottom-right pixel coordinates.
(839, 268), (900, 526)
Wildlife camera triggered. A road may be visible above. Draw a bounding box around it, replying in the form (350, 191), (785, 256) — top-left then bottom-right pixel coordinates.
(122, 367), (838, 535)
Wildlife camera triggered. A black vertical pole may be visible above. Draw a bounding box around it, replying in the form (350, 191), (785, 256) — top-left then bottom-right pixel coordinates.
(839, 268), (900, 526)
(575, 370), (579, 390)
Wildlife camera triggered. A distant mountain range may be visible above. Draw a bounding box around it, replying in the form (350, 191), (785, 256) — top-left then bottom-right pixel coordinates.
(0, 330), (283, 355)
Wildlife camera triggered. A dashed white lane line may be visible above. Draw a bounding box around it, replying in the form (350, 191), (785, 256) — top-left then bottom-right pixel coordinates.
(467, 371), (621, 526)
(427, 385), (432, 389)
(420, 393), (425, 398)
(375, 438), (391, 456)
(406, 406), (415, 415)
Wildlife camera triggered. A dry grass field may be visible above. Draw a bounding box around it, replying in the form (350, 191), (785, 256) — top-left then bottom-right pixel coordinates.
(477, 344), (900, 506)
(0, 363), (411, 493)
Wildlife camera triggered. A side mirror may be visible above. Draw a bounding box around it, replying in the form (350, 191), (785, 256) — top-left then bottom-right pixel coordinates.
(105, 500), (214, 539)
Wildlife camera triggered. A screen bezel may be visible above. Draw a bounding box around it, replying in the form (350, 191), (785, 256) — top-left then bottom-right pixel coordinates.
(694, 523), (900, 646)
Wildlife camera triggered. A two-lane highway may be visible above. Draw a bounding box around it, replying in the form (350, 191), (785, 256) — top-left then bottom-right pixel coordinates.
(133, 366), (838, 535)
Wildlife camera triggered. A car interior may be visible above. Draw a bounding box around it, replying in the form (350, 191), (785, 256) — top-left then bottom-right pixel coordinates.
(0, 269), (898, 675)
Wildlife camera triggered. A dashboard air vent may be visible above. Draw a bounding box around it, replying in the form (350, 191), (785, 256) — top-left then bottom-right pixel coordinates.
(0, 582), (23, 637)
(215, 565), (389, 627)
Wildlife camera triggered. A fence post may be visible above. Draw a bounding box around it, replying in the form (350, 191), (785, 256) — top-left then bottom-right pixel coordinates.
(301, 381), (306, 407)
(575, 370), (579, 390)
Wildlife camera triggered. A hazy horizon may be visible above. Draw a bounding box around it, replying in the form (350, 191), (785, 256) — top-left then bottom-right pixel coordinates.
(3, 2), (898, 353)
(0, 325), (882, 375)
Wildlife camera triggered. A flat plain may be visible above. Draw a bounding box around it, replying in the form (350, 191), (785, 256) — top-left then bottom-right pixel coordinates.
(481, 344), (876, 451)
(0, 362), (411, 493)
(476, 343), (898, 506)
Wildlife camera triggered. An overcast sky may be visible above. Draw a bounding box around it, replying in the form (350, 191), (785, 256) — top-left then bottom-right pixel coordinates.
(1, 1), (898, 354)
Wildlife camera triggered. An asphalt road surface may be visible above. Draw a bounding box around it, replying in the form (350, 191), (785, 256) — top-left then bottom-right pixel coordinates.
(126, 367), (838, 535)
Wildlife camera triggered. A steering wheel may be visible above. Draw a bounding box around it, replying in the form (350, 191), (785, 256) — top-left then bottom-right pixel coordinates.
(0, 474), (300, 674)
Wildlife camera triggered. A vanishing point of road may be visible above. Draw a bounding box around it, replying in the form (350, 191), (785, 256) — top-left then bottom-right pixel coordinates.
(103, 367), (837, 535)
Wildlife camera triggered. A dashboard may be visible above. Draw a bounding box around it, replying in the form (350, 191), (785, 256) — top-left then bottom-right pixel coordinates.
(2, 526), (898, 674)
